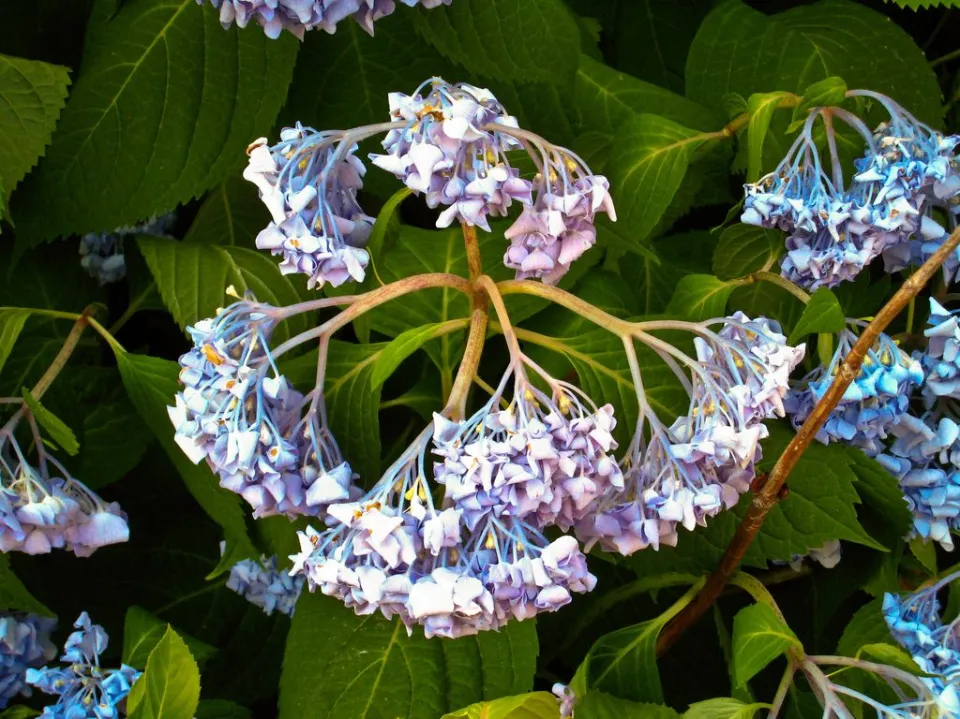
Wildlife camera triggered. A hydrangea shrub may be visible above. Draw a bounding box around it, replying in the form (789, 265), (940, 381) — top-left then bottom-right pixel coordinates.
(1, 1), (960, 718)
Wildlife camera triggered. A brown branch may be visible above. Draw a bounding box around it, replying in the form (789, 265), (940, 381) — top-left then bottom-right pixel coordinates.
(462, 223), (483, 281)
(445, 307), (489, 421)
(657, 225), (960, 655)
(31, 307), (92, 400)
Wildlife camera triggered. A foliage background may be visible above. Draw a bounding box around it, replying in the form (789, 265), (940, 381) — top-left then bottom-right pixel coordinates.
(1, 0), (959, 718)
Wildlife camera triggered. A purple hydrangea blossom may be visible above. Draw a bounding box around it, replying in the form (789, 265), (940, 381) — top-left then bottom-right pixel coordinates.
(919, 298), (960, 403)
(26, 613), (141, 719)
(224, 544), (305, 617)
(785, 328), (923, 454)
(168, 294), (360, 518)
(883, 574), (960, 716)
(0, 613), (56, 709)
(79, 213), (175, 286)
(245, 126), (374, 289)
(197, 0), (452, 39)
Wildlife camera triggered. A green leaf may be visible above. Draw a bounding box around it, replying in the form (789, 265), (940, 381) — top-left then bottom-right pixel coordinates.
(712, 226), (782, 281)
(859, 643), (928, 676)
(619, 252), (686, 315)
(745, 92), (792, 182)
(280, 592), (538, 719)
(0, 554), (53, 615)
(442, 693), (560, 719)
(114, 351), (257, 561)
(128, 627), (201, 719)
(195, 701), (251, 719)
(666, 275), (736, 321)
(0, 309), (30, 375)
(837, 599), (889, 657)
(685, 0), (942, 126)
(371, 319), (471, 390)
(909, 538), (938, 574)
(21, 387), (79, 455)
(0, 708), (39, 719)
(12, 0), (299, 242)
(731, 603), (801, 686)
(884, 0), (960, 9)
(411, 0), (581, 84)
(0, 54), (70, 195)
(577, 693), (680, 719)
(844, 450), (913, 550)
(574, 55), (721, 135)
(788, 287), (845, 343)
(607, 114), (708, 248)
(183, 178), (265, 247)
(122, 606), (217, 670)
(791, 77), (848, 127)
(137, 236), (308, 345)
(683, 698), (770, 719)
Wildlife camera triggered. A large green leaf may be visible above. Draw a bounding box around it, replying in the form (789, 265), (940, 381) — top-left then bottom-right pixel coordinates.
(844, 451), (913, 549)
(0, 554), (53, 615)
(0, 309), (31, 375)
(577, 693), (680, 719)
(607, 114), (709, 248)
(731, 603), (801, 686)
(685, 0), (942, 126)
(887, 0), (960, 7)
(0, 54), (70, 195)
(683, 698), (769, 719)
(411, 0), (581, 84)
(137, 235), (308, 344)
(712, 226), (782, 281)
(788, 287), (845, 343)
(836, 598), (891, 657)
(184, 178), (265, 247)
(12, 0), (299, 242)
(115, 351), (257, 561)
(279, 592), (538, 719)
(666, 274), (736, 321)
(744, 92), (793, 182)
(128, 627), (201, 719)
(442, 693), (560, 719)
(122, 606), (217, 670)
(574, 55), (720, 135)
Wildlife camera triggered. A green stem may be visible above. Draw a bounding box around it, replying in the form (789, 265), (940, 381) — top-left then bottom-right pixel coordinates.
(747, 271), (812, 304)
(931, 46), (960, 68)
(109, 280), (156, 335)
(30, 310), (92, 400)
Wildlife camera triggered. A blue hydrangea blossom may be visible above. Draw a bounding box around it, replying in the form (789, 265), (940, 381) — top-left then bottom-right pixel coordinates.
(224, 543), (304, 617)
(26, 613), (141, 719)
(919, 298), (960, 403)
(1, 613), (56, 708)
(79, 213), (175, 286)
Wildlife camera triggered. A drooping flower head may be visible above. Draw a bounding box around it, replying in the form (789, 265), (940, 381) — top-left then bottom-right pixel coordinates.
(168, 292), (359, 518)
(245, 125), (374, 289)
(26, 613), (141, 719)
(79, 213), (175, 286)
(197, 0), (452, 39)
(1, 427), (129, 557)
(786, 326), (923, 454)
(883, 573), (960, 717)
(224, 543), (305, 617)
(578, 313), (805, 555)
(0, 613), (56, 708)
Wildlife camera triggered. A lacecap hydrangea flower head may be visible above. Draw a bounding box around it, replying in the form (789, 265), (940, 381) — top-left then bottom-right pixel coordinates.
(1, 612), (57, 708)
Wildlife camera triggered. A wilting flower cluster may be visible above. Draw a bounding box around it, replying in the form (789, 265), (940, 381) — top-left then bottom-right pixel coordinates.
(26, 613), (141, 719)
(1, 613), (56, 708)
(372, 79), (616, 284)
(742, 91), (959, 289)
(576, 313), (806, 555)
(224, 543), (304, 617)
(197, 0), (451, 39)
(168, 294), (360, 519)
(289, 372), (618, 638)
(1, 420), (129, 557)
(786, 327), (923, 454)
(79, 213), (175, 286)
(883, 574), (960, 716)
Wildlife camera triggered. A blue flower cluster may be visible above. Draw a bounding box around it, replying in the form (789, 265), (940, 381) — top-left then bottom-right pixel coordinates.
(920, 299), (960, 403)
(289, 377), (615, 638)
(79, 213), (175, 286)
(26, 613), (141, 719)
(742, 91), (960, 289)
(1, 426), (129, 556)
(577, 314), (805, 555)
(883, 574), (960, 717)
(198, 0), (451, 39)
(247, 80), (615, 288)
(168, 294), (360, 519)
(1, 613), (56, 708)
(786, 327), (923, 453)
(224, 544), (304, 617)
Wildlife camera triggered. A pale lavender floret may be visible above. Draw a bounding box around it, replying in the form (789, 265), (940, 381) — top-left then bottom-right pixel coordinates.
(0, 613), (56, 709)
(552, 683), (576, 719)
(224, 544), (305, 617)
(779, 539), (843, 572)
(919, 298), (960, 403)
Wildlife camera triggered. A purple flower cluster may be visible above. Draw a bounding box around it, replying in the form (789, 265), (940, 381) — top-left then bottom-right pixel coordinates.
(26, 613), (141, 719)
(920, 299), (960, 403)
(168, 294), (360, 519)
(290, 379), (616, 638)
(245, 125), (374, 289)
(742, 91), (960, 289)
(79, 212), (175, 286)
(883, 574), (960, 716)
(1, 432), (129, 557)
(577, 314), (805, 555)
(198, 0), (451, 39)
(1, 613), (56, 708)
(225, 544), (304, 617)
(785, 328), (923, 454)
(370, 79), (615, 284)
